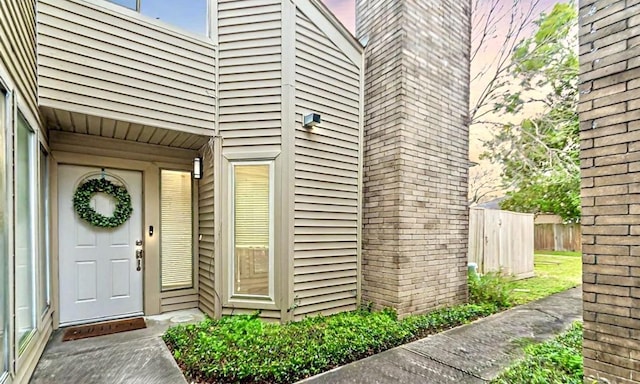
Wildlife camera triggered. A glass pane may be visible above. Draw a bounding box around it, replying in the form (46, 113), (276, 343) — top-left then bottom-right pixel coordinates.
(106, 0), (137, 10)
(140, 0), (208, 35)
(161, 170), (193, 290)
(16, 114), (35, 349)
(38, 146), (50, 315)
(0, 91), (7, 374)
(233, 164), (270, 297)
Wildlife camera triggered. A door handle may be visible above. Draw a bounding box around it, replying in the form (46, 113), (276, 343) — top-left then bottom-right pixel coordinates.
(136, 249), (143, 271)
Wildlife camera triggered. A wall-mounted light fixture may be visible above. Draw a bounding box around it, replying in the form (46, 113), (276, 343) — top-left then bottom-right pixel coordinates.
(303, 113), (321, 129)
(193, 157), (203, 179)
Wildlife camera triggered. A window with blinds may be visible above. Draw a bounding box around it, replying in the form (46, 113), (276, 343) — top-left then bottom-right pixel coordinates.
(232, 163), (272, 297)
(160, 170), (193, 291)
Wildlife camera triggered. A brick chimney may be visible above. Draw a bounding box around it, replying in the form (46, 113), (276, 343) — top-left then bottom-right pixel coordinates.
(356, 0), (472, 315)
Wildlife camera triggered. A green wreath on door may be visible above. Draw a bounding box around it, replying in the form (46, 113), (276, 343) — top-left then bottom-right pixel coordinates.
(73, 178), (133, 228)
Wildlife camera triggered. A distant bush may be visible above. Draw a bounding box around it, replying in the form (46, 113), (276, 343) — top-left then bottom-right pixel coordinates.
(164, 303), (499, 384)
(492, 322), (583, 384)
(468, 271), (514, 308)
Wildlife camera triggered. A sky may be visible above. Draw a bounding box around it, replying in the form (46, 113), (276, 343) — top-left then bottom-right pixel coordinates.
(321, 0), (355, 32)
(321, 0), (558, 38)
(322, 0), (560, 202)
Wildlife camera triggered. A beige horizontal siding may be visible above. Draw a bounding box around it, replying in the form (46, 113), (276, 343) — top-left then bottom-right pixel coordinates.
(221, 308), (281, 322)
(0, 4), (50, 382)
(198, 146), (216, 317)
(0, 1), (39, 123)
(37, 0), (216, 135)
(293, 9), (361, 319)
(160, 293), (199, 313)
(218, 0), (282, 148)
(49, 131), (197, 165)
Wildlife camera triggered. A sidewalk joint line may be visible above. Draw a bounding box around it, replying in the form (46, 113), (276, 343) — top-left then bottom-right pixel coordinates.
(400, 346), (489, 382)
(532, 308), (562, 321)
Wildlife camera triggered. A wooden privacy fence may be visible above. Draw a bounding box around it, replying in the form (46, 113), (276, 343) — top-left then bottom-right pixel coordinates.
(468, 207), (535, 279)
(534, 223), (580, 252)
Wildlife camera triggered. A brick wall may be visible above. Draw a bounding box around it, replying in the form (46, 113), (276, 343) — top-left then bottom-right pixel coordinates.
(579, 1), (640, 382)
(356, 0), (471, 315)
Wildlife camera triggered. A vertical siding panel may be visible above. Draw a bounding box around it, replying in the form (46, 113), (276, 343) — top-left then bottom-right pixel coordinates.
(198, 145), (216, 317)
(293, 10), (361, 319)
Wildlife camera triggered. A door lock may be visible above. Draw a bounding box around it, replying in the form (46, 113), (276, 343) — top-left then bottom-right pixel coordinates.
(136, 249), (144, 271)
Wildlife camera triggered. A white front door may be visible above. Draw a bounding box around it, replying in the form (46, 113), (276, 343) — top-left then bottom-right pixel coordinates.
(58, 165), (143, 326)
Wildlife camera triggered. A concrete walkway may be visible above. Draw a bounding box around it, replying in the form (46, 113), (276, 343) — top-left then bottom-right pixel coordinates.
(30, 289), (582, 384)
(30, 309), (204, 384)
(300, 287), (583, 384)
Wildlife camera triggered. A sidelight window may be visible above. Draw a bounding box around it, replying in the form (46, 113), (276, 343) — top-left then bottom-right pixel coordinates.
(160, 170), (194, 291)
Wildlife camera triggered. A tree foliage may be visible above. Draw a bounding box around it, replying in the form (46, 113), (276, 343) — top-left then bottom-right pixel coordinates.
(481, 2), (579, 222)
(469, 0), (542, 203)
(470, 0), (542, 124)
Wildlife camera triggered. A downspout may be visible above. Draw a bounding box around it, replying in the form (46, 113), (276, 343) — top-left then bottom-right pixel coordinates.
(281, 0), (296, 323)
(209, 0), (223, 319)
(357, 38), (367, 307)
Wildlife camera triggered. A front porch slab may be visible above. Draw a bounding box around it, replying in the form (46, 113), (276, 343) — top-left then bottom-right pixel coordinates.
(30, 309), (203, 384)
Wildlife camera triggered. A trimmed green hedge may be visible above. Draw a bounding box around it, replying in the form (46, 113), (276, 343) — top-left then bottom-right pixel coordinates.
(491, 322), (583, 384)
(163, 303), (499, 383)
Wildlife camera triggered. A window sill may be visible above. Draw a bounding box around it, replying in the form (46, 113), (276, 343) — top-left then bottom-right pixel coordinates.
(225, 297), (279, 311)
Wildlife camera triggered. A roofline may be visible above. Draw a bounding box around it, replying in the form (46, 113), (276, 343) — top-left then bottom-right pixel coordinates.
(307, 0), (364, 52)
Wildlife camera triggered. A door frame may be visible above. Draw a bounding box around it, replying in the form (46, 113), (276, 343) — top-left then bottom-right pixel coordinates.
(57, 164), (144, 327)
(50, 150), (198, 329)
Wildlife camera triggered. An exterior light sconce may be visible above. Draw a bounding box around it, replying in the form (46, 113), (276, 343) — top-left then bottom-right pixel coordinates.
(303, 113), (321, 129)
(193, 157), (203, 179)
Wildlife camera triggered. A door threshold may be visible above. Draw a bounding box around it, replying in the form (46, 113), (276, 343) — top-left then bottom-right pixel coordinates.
(59, 311), (144, 328)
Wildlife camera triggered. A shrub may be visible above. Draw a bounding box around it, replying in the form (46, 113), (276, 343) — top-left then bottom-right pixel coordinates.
(163, 303), (500, 384)
(492, 322), (583, 384)
(468, 271), (514, 308)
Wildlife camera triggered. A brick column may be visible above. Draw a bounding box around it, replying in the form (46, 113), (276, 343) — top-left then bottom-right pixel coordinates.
(356, 0), (472, 315)
(579, 1), (640, 382)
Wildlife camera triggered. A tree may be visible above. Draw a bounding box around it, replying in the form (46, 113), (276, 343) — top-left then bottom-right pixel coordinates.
(468, 165), (501, 205)
(469, 0), (543, 203)
(481, 2), (580, 222)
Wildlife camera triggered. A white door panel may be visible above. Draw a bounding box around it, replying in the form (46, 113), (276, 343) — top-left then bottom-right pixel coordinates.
(59, 165), (143, 326)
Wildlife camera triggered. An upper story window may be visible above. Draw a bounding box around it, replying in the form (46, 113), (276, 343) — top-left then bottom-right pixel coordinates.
(107, 0), (209, 36)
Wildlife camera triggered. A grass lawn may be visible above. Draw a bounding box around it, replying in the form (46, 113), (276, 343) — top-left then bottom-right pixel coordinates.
(491, 322), (583, 384)
(510, 250), (582, 305)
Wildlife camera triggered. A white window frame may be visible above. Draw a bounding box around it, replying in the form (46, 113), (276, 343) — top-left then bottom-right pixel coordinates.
(99, 0), (215, 40)
(14, 111), (37, 355)
(159, 168), (195, 292)
(228, 160), (275, 302)
(0, 77), (10, 384)
(38, 145), (51, 317)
